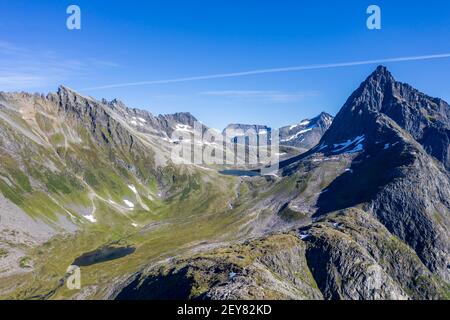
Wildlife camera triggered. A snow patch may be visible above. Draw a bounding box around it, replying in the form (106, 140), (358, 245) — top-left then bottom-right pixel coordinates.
(281, 128), (313, 142)
(123, 200), (135, 208)
(128, 184), (137, 194)
(323, 117), (333, 126)
(300, 120), (310, 126)
(83, 214), (97, 223)
(299, 232), (310, 240)
(333, 135), (365, 154)
(175, 124), (193, 132)
(130, 117), (147, 126)
(162, 137), (178, 143)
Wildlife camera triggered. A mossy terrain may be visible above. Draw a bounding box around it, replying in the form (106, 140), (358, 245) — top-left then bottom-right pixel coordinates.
(115, 233), (322, 300)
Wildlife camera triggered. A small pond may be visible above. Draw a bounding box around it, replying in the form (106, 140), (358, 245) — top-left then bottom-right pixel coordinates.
(219, 169), (260, 177)
(72, 246), (136, 267)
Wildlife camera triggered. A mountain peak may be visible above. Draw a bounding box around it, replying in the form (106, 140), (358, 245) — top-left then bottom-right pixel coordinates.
(374, 64), (389, 74)
(316, 111), (334, 121)
(319, 66), (450, 169)
(160, 112), (198, 127)
(365, 65), (395, 85)
(103, 98), (128, 111)
(57, 84), (76, 95)
(56, 84), (95, 103)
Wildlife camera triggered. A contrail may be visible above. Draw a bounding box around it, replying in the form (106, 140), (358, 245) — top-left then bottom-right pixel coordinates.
(80, 53), (450, 91)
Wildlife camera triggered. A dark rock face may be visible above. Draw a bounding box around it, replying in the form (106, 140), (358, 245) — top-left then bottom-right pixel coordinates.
(116, 267), (196, 300)
(303, 209), (445, 300)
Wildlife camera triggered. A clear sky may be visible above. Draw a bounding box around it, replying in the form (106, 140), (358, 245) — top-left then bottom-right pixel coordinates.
(1, 0), (450, 129)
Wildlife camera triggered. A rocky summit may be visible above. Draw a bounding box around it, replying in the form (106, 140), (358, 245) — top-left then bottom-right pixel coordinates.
(0, 66), (449, 300)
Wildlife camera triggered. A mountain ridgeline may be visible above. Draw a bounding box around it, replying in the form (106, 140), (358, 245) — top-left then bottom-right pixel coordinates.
(223, 112), (334, 152)
(0, 66), (449, 300)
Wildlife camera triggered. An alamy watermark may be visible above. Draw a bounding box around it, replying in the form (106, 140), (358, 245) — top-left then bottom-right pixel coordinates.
(66, 5), (81, 30)
(367, 5), (382, 30)
(66, 265), (81, 290)
(65, 4), (381, 32)
(170, 122), (280, 174)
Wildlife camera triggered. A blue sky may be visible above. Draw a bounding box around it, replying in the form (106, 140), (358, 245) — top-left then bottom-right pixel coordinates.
(1, 1), (450, 129)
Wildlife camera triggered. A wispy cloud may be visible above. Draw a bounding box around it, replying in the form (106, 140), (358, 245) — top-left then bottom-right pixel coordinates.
(0, 40), (119, 90)
(199, 90), (318, 103)
(0, 74), (49, 88)
(0, 40), (25, 55)
(80, 53), (450, 91)
(87, 58), (120, 68)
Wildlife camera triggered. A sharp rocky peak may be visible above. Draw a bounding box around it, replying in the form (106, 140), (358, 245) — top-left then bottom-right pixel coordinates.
(347, 65), (396, 113)
(367, 65), (395, 82)
(312, 112), (334, 126)
(318, 66), (450, 169)
(103, 98), (128, 110)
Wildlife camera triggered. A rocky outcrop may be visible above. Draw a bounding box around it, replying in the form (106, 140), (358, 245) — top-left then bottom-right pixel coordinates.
(303, 209), (445, 300)
(115, 234), (323, 300)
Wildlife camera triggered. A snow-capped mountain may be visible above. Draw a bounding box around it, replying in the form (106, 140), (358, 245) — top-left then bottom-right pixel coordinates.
(279, 112), (334, 150)
(223, 112), (334, 152)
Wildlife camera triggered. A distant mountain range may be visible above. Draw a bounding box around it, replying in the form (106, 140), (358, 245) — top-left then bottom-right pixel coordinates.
(223, 112), (334, 152)
(0, 66), (449, 300)
(279, 112), (334, 150)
